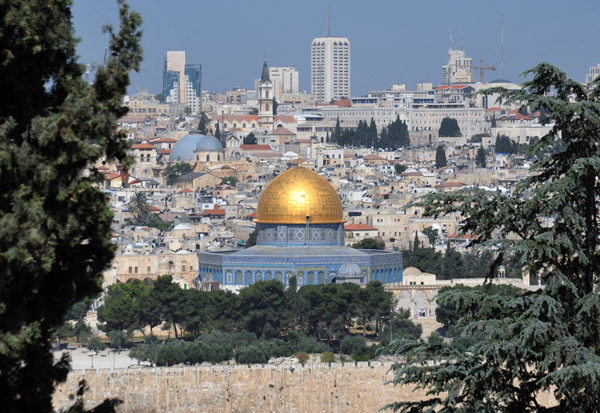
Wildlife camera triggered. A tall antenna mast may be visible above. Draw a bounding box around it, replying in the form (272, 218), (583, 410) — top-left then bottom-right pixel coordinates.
(328, 0), (331, 37)
(449, 24), (453, 50)
(500, 11), (504, 79)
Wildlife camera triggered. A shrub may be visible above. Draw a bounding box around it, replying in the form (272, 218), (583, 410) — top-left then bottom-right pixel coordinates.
(340, 335), (369, 357)
(235, 342), (270, 364)
(295, 352), (310, 364)
(320, 352), (335, 363)
(291, 332), (331, 354)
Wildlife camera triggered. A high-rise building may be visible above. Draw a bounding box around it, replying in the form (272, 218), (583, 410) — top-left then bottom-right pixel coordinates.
(586, 63), (600, 87)
(269, 67), (299, 101)
(311, 37), (351, 103)
(162, 51), (202, 114)
(442, 48), (474, 85)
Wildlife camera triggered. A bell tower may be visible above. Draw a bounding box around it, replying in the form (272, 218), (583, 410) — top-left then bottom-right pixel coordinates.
(258, 59), (274, 132)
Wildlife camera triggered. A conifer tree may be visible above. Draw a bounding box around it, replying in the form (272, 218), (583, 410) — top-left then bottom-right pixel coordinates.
(387, 63), (600, 412)
(476, 145), (487, 167)
(0, 1), (142, 411)
(435, 145), (447, 168)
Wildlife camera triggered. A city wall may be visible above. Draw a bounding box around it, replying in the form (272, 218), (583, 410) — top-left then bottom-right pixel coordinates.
(53, 362), (428, 413)
(53, 362), (557, 413)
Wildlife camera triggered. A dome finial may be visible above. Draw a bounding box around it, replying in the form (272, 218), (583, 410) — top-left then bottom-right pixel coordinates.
(298, 152), (302, 167)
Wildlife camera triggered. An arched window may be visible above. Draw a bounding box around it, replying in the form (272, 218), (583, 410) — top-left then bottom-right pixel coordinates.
(265, 103), (270, 112)
(206, 154), (210, 162)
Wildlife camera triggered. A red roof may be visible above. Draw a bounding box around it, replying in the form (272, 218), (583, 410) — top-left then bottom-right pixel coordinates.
(270, 126), (295, 135)
(486, 107), (503, 111)
(203, 209), (226, 216)
(363, 154), (385, 161)
(332, 99), (352, 107)
(150, 138), (177, 143)
(344, 224), (377, 231)
(159, 149), (171, 155)
(105, 173), (121, 180)
(241, 144), (272, 151)
(131, 142), (155, 149)
(244, 212), (257, 219)
(274, 115), (296, 123)
(149, 205), (161, 211)
(437, 181), (464, 188)
(180, 188), (194, 193)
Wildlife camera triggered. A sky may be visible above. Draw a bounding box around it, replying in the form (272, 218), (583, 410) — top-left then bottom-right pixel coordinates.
(72, 0), (600, 96)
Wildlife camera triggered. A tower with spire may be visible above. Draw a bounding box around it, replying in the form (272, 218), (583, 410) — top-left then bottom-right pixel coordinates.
(258, 59), (274, 132)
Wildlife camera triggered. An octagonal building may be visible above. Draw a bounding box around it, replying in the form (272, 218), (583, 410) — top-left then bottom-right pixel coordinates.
(197, 165), (402, 291)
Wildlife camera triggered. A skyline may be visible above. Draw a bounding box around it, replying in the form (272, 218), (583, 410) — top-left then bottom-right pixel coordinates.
(72, 0), (600, 96)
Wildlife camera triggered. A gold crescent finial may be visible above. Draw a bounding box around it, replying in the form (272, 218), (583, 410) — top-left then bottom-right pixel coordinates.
(298, 153), (302, 167)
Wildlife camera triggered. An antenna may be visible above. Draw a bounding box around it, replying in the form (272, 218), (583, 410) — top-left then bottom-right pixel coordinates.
(328, 0), (331, 37)
(449, 25), (453, 50)
(460, 36), (464, 51)
(500, 11), (504, 79)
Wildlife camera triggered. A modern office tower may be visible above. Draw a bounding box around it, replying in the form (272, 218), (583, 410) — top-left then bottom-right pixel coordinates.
(442, 47), (475, 85)
(311, 37), (351, 103)
(269, 67), (299, 101)
(162, 51), (202, 114)
(586, 63), (600, 87)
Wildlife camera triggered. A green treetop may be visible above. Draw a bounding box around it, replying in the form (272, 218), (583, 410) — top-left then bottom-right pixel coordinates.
(438, 117), (462, 137)
(0, 0), (142, 410)
(435, 145), (447, 168)
(387, 63), (600, 412)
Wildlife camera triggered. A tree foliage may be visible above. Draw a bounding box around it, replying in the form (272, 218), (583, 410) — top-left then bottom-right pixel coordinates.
(243, 132), (257, 145)
(351, 237), (385, 250)
(197, 112), (208, 134)
(494, 133), (518, 154)
(163, 162), (193, 186)
(438, 117), (462, 137)
(0, 1), (142, 411)
(387, 63), (600, 412)
(476, 145), (487, 167)
(435, 145), (447, 168)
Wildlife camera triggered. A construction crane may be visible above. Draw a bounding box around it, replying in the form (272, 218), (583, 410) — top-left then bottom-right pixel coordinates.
(472, 59), (496, 83)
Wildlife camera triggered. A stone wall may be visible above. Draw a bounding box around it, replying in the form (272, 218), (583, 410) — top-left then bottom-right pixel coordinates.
(53, 362), (429, 413)
(53, 362), (558, 412)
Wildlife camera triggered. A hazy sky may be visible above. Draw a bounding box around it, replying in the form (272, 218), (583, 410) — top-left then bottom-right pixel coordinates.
(72, 0), (599, 96)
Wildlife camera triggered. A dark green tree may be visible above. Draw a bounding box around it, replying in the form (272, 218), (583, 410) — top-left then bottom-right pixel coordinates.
(358, 281), (395, 336)
(221, 176), (238, 186)
(438, 117), (462, 137)
(243, 132), (257, 145)
(491, 114), (497, 127)
(333, 117), (341, 143)
(238, 280), (288, 339)
(0, 1), (141, 411)
(163, 162), (194, 186)
(351, 237), (385, 250)
(435, 145), (447, 168)
(127, 191), (151, 224)
(439, 242), (466, 280)
(494, 134), (518, 154)
(367, 118), (378, 147)
(246, 230), (257, 247)
(394, 164), (408, 175)
(214, 123), (221, 140)
(476, 145), (487, 167)
(197, 112), (208, 134)
(421, 226), (439, 246)
(388, 63), (600, 412)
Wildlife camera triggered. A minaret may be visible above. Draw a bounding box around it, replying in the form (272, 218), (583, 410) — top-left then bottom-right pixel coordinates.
(258, 60), (274, 132)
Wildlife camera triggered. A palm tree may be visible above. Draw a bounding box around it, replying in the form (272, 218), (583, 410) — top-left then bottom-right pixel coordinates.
(128, 192), (151, 224)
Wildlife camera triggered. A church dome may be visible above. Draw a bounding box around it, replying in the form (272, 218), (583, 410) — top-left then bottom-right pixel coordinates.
(195, 134), (223, 151)
(169, 132), (204, 162)
(256, 166), (344, 224)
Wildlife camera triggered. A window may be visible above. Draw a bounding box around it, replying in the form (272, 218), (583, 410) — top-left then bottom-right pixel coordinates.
(182, 264), (186, 272)
(128, 266), (132, 274)
(147, 266), (151, 273)
(134, 266), (138, 274)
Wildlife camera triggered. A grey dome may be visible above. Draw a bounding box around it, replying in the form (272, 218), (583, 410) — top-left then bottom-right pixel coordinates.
(339, 263), (361, 278)
(169, 132), (204, 162)
(195, 134), (223, 151)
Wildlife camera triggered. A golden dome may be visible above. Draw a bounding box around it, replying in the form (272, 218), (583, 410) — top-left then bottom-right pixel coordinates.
(256, 167), (345, 224)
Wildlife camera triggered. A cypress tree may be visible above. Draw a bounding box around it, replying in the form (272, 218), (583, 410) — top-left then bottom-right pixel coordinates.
(0, 1), (142, 410)
(435, 145), (447, 168)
